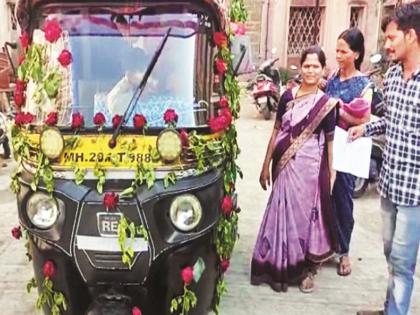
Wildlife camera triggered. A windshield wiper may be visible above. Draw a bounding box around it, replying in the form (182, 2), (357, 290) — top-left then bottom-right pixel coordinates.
(109, 27), (172, 148)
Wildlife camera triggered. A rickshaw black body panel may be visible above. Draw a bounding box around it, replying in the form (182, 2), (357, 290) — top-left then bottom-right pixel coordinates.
(17, 169), (224, 315)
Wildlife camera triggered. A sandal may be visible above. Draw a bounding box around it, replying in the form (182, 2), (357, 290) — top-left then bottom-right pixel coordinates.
(299, 272), (314, 294)
(337, 256), (352, 276)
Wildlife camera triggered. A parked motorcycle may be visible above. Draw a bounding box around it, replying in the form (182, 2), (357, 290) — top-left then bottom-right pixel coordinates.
(353, 54), (387, 198)
(249, 57), (281, 120)
(353, 129), (385, 198)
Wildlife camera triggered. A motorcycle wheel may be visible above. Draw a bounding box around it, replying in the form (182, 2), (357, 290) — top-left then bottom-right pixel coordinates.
(262, 98), (271, 120)
(353, 177), (368, 199)
(262, 106), (271, 120)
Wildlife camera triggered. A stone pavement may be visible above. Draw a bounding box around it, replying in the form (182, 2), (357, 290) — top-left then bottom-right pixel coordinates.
(0, 95), (419, 315)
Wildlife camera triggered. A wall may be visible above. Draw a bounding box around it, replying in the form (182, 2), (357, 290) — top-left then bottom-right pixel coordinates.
(257, 0), (389, 71)
(244, 0), (264, 63)
(0, 0), (17, 47)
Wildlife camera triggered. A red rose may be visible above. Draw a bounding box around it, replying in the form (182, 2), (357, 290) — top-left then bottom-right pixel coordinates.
(219, 108), (232, 126)
(45, 112), (58, 126)
(219, 96), (229, 108)
(132, 307), (142, 315)
(103, 192), (119, 210)
(15, 112), (26, 126)
(19, 32), (29, 49)
(209, 117), (222, 133)
(112, 114), (123, 129)
(15, 80), (26, 92)
(179, 129), (189, 147)
(213, 32), (228, 48)
(221, 195), (233, 216)
(181, 266), (194, 285)
(133, 114), (147, 129)
(42, 260), (56, 279)
(58, 49), (72, 67)
(71, 112), (84, 129)
(18, 54), (25, 65)
(215, 58), (227, 75)
(14, 91), (25, 107)
(163, 109), (178, 125)
(43, 19), (62, 43)
(11, 226), (22, 240)
(208, 108), (232, 133)
(93, 112), (106, 126)
(24, 112), (35, 125)
(220, 258), (230, 272)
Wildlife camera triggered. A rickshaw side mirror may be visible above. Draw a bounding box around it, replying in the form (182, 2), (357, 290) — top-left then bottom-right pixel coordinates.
(231, 36), (253, 75)
(233, 44), (247, 76)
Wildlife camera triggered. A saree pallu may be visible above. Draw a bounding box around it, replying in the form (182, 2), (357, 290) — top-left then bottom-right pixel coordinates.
(251, 92), (338, 292)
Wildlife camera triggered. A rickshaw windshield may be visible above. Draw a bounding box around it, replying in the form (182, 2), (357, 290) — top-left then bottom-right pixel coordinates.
(35, 7), (215, 128)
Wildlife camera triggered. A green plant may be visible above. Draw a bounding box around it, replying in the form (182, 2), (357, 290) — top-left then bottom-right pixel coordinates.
(213, 279), (227, 315)
(230, 0), (248, 23)
(215, 213), (239, 260)
(18, 43), (62, 104)
(163, 172), (177, 189)
(73, 165), (86, 185)
(170, 286), (197, 315)
(36, 277), (67, 315)
(117, 215), (148, 268)
(93, 164), (106, 193)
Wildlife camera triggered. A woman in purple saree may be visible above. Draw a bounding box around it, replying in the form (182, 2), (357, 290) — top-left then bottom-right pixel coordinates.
(251, 46), (339, 293)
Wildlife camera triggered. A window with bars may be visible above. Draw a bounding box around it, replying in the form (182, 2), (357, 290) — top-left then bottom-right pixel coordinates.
(350, 6), (363, 28)
(287, 7), (323, 56)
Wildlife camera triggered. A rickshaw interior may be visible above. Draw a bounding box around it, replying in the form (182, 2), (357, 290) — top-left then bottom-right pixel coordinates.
(32, 3), (220, 130)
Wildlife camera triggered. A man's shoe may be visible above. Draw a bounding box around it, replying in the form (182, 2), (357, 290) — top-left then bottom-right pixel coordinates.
(356, 311), (384, 315)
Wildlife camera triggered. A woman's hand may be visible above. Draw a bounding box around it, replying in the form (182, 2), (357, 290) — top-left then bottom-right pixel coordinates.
(259, 165), (271, 191)
(318, 78), (327, 91)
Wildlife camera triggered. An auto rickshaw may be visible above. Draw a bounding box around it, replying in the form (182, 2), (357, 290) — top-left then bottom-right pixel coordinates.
(11, 0), (245, 314)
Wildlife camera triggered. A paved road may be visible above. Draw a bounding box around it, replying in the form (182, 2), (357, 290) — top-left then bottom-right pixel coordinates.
(0, 93), (418, 315)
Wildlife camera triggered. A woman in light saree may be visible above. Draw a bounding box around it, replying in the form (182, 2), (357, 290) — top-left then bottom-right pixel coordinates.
(251, 46), (339, 293)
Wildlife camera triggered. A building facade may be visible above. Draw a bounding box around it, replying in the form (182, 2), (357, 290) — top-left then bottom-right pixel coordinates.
(0, 0), (18, 48)
(244, 0), (410, 71)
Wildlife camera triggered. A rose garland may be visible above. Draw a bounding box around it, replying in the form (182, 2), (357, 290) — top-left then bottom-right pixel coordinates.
(11, 19), (75, 197)
(209, 2), (248, 312)
(170, 266), (198, 315)
(26, 260), (68, 315)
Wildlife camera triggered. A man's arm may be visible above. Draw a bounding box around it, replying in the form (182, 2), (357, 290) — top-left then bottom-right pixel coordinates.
(364, 117), (386, 137)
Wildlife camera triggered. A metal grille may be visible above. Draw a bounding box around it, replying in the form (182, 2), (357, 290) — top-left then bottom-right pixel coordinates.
(350, 7), (363, 28)
(287, 7), (323, 56)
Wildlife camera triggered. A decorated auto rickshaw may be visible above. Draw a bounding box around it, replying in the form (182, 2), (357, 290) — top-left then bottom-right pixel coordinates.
(10, 0), (248, 314)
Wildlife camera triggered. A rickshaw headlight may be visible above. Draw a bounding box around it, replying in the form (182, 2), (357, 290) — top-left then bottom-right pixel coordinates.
(169, 194), (202, 232)
(156, 129), (182, 163)
(40, 128), (64, 160)
(27, 193), (60, 229)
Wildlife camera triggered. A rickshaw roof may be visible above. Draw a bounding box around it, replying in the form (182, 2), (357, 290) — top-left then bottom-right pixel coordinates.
(17, 0), (228, 31)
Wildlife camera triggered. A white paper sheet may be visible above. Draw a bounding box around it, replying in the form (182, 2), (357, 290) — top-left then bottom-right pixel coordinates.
(332, 126), (372, 179)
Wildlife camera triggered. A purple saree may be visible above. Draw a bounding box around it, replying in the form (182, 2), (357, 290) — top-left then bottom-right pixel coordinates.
(251, 89), (338, 292)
